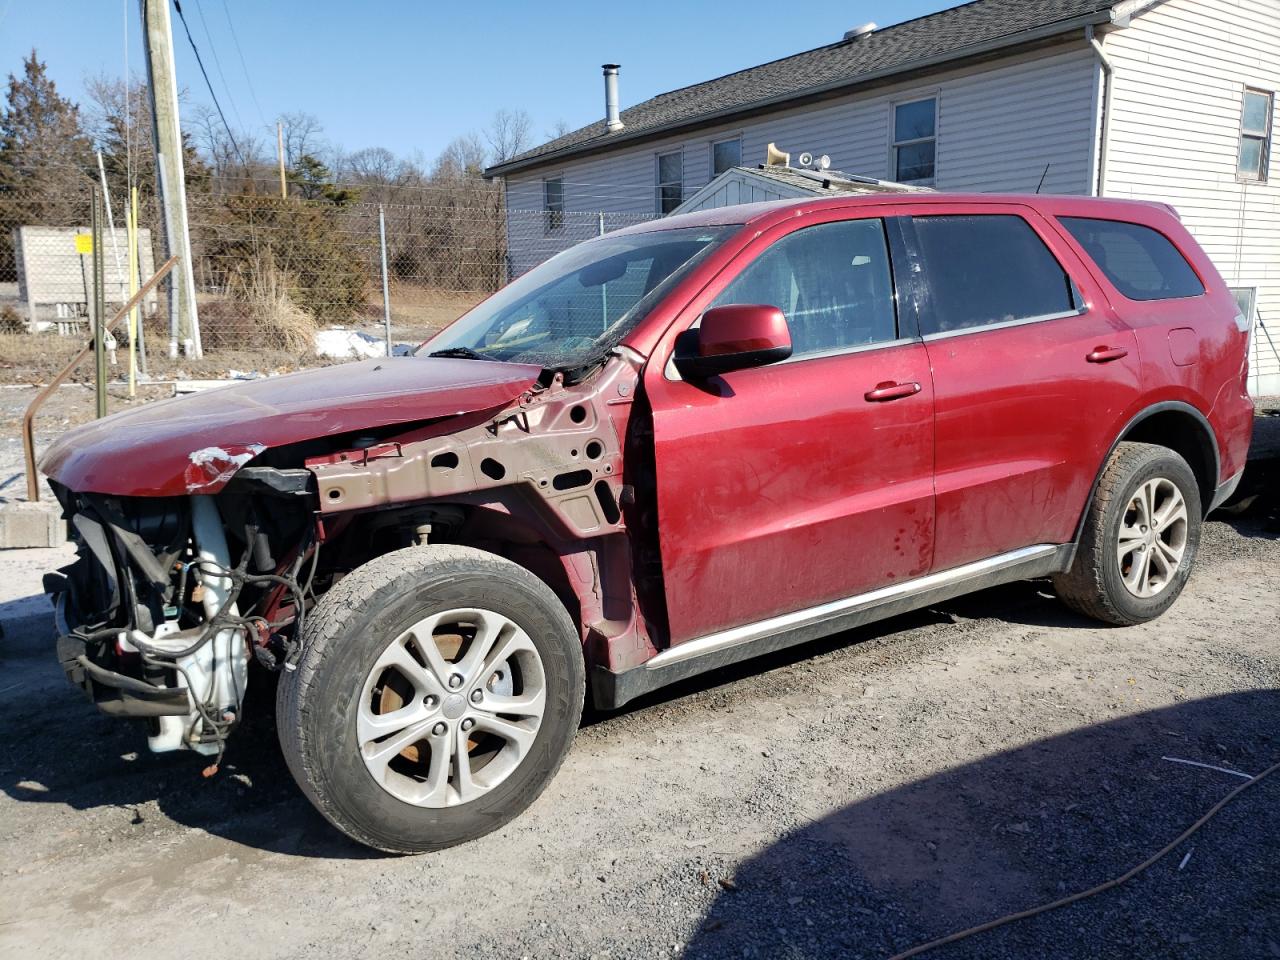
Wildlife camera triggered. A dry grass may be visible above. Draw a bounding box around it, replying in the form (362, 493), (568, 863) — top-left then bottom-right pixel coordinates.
(0, 332), (84, 384)
(0, 330), (336, 386)
(0, 276), (483, 386)
(199, 256), (319, 353)
(386, 283), (485, 340)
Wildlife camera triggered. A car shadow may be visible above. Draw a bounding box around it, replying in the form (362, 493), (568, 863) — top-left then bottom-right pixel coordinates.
(680, 690), (1280, 960)
(0, 658), (381, 860)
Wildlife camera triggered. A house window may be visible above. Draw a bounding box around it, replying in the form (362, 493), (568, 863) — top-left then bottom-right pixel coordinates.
(656, 150), (683, 215)
(1239, 88), (1273, 181)
(893, 97), (936, 183)
(712, 138), (742, 176)
(543, 177), (564, 232)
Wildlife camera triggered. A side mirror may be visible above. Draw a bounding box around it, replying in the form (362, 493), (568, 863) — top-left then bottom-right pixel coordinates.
(674, 304), (792, 379)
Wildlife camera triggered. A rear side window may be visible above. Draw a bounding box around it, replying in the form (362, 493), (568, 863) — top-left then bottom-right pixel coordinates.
(711, 219), (898, 358)
(911, 214), (1076, 336)
(1058, 217), (1204, 301)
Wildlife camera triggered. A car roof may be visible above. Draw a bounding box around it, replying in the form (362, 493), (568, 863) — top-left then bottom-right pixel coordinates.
(610, 192), (1180, 238)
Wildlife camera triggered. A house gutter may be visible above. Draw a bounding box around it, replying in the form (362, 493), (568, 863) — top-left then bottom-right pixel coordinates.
(1087, 24), (1114, 196)
(486, 10), (1116, 179)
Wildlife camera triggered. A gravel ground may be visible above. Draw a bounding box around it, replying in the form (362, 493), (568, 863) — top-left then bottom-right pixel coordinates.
(0, 414), (1276, 960)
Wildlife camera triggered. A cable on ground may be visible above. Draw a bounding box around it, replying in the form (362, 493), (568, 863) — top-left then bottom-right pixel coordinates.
(887, 758), (1280, 960)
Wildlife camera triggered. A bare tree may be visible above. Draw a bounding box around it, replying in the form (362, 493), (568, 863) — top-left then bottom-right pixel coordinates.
(189, 103), (265, 184)
(277, 111), (326, 167)
(432, 133), (487, 180)
(485, 108), (532, 164)
(343, 146), (402, 184)
(546, 118), (573, 141)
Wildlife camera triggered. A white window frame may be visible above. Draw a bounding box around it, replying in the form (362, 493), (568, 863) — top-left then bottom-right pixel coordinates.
(1238, 87), (1273, 183)
(890, 95), (939, 186)
(543, 175), (564, 234)
(655, 149), (684, 215)
(711, 136), (743, 177)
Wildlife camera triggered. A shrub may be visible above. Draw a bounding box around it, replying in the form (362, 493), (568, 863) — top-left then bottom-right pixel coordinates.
(198, 255), (316, 352)
(198, 195), (370, 326)
(0, 304), (24, 333)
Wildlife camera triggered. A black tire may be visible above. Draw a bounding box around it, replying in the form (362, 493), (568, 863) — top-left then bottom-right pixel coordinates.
(1053, 441), (1202, 626)
(277, 545), (584, 853)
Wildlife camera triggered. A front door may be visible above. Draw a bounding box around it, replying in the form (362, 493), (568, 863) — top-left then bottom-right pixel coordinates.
(643, 214), (936, 645)
(903, 206), (1142, 571)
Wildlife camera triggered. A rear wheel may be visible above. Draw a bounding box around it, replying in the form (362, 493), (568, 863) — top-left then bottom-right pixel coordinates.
(277, 545), (584, 853)
(1054, 442), (1202, 625)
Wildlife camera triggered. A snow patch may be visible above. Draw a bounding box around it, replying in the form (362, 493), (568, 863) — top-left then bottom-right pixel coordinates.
(315, 328), (385, 359)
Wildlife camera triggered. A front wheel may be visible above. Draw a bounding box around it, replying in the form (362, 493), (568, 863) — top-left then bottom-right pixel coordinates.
(277, 545), (584, 853)
(1053, 441), (1202, 626)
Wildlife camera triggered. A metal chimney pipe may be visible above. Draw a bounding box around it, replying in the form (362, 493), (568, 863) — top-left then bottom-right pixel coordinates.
(603, 64), (624, 132)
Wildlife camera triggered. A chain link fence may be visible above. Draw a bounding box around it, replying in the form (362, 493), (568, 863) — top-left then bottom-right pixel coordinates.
(1, 183), (656, 382)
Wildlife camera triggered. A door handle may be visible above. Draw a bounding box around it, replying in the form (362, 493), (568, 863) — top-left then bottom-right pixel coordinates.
(864, 381), (922, 402)
(1086, 346), (1129, 363)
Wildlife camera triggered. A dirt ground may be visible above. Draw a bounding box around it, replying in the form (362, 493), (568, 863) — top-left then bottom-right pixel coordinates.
(0, 416), (1276, 960)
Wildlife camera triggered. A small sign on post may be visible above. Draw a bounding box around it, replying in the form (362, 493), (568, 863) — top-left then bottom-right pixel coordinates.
(74, 233), (93, 255)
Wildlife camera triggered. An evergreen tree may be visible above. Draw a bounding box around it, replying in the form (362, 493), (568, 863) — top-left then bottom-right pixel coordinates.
(0, 50), (95, 273)
(288, 153), (357, 205)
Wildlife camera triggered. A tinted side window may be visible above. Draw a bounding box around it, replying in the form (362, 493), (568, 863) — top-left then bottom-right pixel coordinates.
(711, 219), (897, 358)
(1058, 216), (1205, 301)
(912, 214), (1076, 336)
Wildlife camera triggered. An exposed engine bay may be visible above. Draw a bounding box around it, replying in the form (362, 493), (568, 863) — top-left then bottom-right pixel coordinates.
(46, 485), (317, 764)
(42, 354), (654, 768)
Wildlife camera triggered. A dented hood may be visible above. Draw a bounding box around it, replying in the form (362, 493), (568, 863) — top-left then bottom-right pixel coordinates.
(40, 356), (542, 497)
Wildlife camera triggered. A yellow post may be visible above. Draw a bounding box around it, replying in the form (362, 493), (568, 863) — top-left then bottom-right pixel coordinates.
(127, 185), (139, 398)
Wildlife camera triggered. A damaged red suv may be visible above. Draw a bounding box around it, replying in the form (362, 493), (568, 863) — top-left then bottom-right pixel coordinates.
(43, 194), (1253, 852)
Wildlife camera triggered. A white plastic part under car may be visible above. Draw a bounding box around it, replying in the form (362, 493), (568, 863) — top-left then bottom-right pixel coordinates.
(118, 495), (249, 755)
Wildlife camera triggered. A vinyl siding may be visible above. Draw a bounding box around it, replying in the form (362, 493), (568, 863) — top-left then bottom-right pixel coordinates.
(501, 41), (1098, 270)
(1102, 0), (1280, 396)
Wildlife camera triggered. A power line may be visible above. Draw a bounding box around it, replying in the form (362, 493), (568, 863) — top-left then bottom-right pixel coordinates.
(220, 0), (269, 132)
(190, 0), (246, 134)
(171, 0), (246, 166)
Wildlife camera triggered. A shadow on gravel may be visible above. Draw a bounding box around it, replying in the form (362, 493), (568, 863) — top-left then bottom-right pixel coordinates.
(682, 690), (1280, 960)
(0, 662), (380, 860)
(1215, 407), (1280, 537)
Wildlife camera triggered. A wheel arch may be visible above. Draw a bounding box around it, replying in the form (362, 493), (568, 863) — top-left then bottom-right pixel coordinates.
(1074, 401), (1219, 546)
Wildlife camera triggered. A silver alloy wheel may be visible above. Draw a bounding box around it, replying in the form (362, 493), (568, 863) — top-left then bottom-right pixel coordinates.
(1116, 476), (1188, 598)
(357, 607), (546, 807)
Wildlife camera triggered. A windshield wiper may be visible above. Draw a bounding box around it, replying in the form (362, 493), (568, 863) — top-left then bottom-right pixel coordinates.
(426, 346), (495, 361)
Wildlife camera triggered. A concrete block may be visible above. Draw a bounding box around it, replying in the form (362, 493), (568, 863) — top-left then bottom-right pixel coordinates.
(0, 500), (67, 549)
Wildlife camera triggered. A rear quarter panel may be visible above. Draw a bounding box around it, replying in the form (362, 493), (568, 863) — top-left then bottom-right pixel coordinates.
(1040, 200), (1253, 485)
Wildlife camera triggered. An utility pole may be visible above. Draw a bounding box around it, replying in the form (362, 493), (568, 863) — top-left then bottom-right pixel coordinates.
(140, 0), (201, 357)
(277, 121), (287, 199)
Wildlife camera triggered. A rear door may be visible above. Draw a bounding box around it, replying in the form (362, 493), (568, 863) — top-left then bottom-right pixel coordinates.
(643, 211), (936, 645)
(903, 205), (1141, 571)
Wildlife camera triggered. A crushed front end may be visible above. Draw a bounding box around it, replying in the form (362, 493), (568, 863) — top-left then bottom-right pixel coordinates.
(45, 482), (316, 761)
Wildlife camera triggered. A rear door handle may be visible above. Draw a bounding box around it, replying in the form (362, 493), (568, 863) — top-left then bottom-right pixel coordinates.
(864, 381), (922, 402)
(1086, 346), (1129, 363)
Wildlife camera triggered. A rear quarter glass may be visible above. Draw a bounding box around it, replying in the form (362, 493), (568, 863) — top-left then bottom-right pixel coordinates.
(1056, 215), (1205, 302)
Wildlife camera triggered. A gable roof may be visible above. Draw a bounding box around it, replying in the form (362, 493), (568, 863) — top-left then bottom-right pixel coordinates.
(486, 0), (1126, 178)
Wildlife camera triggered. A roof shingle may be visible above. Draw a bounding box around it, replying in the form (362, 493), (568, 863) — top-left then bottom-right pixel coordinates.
(488, 0), (1117, 175)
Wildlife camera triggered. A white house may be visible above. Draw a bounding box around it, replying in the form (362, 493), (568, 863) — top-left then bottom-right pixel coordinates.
(486, 0), (1279, 396)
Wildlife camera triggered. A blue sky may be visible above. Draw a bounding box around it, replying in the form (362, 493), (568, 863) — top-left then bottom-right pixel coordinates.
(1, 0), (953, 163)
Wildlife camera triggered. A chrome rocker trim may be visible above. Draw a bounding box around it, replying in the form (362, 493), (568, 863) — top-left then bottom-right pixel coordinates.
(592, 543), (1072, 710)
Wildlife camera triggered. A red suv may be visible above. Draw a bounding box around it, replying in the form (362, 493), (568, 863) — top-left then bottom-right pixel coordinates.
(42, 194), (1254, 852)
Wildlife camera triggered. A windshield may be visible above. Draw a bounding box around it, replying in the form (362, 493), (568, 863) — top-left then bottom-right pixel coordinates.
(420, 226), (731, 369)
